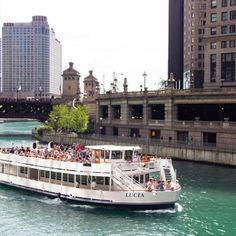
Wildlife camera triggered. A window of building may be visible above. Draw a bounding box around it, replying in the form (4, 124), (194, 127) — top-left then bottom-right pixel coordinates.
(221, 25), (228, 34)
(221, 53), (235, 81)
(222, 0), (228, 7)
(230, 10), (236, 20)
(211, 42), (217, 49)
(221, 41), (227, 48)
(230, 24), (236, 33)
(211, 27), (217, 35)
(211, 13), (217, 22)
(203, 132), (216, 147)
(177, 131), (189, 143)
(150, 130), (161, 140)
(222, 12), (228, 21)
(210, 54), (217, 82)
(230, 40), (236, 47)
(230, 0), (236, 6)
(211, 0), (217, 8)
(113, 127), (118, 136)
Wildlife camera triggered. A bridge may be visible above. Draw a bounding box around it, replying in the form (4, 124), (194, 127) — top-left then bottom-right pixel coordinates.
(0, 99), (53, 121)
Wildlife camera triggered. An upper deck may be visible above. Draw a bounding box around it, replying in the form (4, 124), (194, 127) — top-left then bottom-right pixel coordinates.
(0, 144), (165, 175)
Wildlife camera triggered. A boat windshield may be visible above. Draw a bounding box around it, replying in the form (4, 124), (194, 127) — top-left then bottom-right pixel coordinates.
(124, 150), (132, 161)
(111, 151), (122, 160)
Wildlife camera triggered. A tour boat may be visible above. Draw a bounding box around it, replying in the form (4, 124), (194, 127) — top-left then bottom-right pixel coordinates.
(0, 144), (181, 209)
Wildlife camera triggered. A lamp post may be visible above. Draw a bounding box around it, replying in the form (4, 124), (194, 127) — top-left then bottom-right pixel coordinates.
(99, 117), (103, 134)
(16, 85), (21, 101)
(39, 86), (42, 101)
(140, 84), (143, 92)
(220, 79), (224, 87)
(142, 71), (147, 91)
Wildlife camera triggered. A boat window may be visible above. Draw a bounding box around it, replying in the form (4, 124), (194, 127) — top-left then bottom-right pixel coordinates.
(96, 177), (104, 185)
(69, 174), (74, 183)
(20, 166), (28, 174)
(145, 174), (149, 182)
(81, 175), (87, 185)
(76, 175), (80, 184)
(104, 150), (110, 160)
(63, 173), (68, 182)
(0, 164), (4, 173)
(45, 171), (49, 178)
(105, 177), (110, 185)
(56, 173), (61, 181)
(124, 150), (132, 161)
(111, 151), (122, 160)
(133, 175), (139, 182)
(51, 172), (56, 179)
(140, 175), (144, 183)
(20, 167), (24, 174)
(40, 170), (45, 177)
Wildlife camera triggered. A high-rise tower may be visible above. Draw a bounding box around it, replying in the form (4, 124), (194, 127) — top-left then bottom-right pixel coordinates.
(168, 0), (184, 88)
(2, 16), (62, 98)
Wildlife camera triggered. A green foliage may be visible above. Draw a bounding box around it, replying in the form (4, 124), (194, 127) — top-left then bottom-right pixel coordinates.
(158, 79), (167, 89)
(70, 105), (89, 133)
(37, 125), (53, 135)
(47, 104), (89, 133)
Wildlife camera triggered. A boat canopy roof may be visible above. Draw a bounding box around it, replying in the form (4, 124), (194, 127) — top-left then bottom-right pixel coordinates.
(85, 145), (141, 151)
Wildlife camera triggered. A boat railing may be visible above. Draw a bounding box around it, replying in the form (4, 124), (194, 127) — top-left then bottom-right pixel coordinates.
(160, 158), (176, 182)
(112, 166), (144, 191)
(111, 159), (161, 172)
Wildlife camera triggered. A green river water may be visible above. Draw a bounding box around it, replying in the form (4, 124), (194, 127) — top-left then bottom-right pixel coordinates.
(0, 120), (235, 236)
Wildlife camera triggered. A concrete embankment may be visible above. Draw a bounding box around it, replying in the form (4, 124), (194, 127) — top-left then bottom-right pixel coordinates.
(33, 132), (236, 167)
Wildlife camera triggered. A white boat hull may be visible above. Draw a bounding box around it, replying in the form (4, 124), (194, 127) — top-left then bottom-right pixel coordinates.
(0, 173), (181, 209)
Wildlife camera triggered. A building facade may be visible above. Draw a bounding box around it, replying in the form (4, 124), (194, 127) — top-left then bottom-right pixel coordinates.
(204, 0), (236, 88)
(170, 0), (236, 89)
(95, 86), (236, 149)
(1, 16), (62, 99)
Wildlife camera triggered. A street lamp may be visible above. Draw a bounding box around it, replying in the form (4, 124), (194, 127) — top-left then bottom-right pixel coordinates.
(140, 84), (143, 92)
(220, 79), (224, 87)
(16, 85), (21, 101)
(99, 117), (103, 133)
(39, 86), (42, 100)
(142, 71), (147, 91)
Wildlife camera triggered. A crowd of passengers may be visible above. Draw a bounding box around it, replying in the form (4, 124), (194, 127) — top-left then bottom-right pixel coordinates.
(0, 143), (151, 163)
(0, 143), (93, 162)
(146, 178), (180, 191)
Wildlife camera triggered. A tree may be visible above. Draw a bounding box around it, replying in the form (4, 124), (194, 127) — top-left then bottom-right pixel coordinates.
(70, 105), (89, 133)
(48, 105), (70, 131)
(47, 104), (89, 133)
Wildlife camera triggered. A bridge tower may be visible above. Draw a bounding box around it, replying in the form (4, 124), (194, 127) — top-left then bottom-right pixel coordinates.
(62, 62), (80, 99)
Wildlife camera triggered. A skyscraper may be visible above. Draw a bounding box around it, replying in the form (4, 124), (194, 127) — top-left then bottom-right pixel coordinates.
(183, 0), (206, 88)
(169, 0), (236, 89)
(2, 16), (62, 98)
(168, 0), (184, 88)
(203, 0), (236, 88)
(0, 38), (2, 92)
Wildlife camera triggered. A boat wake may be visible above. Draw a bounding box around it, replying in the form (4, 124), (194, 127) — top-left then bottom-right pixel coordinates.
(135, 203), (183, 214)
(69, 204), (96, 209)
(0, 195), (8, 200)
(36, 197), (63, 205)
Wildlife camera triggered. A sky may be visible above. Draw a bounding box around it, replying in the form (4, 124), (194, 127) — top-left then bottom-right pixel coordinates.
(0, 0), (169, 92)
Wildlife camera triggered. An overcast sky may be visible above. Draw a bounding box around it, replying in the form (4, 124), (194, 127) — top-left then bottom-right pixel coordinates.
(0, 0), (169, 92)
